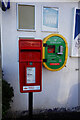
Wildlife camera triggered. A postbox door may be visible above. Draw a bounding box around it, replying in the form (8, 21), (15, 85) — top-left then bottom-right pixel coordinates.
(19, 62), (42, 92)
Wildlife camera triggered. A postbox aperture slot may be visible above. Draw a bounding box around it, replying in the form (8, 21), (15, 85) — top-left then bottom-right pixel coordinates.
(20, 50), (41, 61)
(20, 49), (41, 52)
(48, 45), (55, 53)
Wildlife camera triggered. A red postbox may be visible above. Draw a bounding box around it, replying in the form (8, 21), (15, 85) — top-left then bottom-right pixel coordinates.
(19, 39), (42, 93)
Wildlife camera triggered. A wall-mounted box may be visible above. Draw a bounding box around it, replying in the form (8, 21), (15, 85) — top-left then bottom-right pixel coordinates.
(19, 39), (42, 93)
(43, 34), (68, 71)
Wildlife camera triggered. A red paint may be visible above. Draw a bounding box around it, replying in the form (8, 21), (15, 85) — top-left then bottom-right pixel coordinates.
(48, 45), (55, 53)
(24, 88), (28, 90)
(48, 48), (54, 53)
(50, 63), (60, 65)
(19, 39), (42, 93)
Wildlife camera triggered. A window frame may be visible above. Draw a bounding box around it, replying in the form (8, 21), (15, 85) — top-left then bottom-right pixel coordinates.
(17, 3), (36, 31)
(71, 7), (80, 57)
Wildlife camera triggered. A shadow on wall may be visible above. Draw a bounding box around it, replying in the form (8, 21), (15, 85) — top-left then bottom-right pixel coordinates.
(78, 82), (80, 106)
(67, 83), (80, 107)
(42, 67), (79, 108)
(42, 68), (62, 108)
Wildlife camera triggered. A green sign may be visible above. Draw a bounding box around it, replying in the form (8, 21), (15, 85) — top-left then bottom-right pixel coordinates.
(43, 34), (68, 71)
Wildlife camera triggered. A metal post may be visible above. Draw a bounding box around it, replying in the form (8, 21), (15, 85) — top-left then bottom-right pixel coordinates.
(29, 92), (33, 118)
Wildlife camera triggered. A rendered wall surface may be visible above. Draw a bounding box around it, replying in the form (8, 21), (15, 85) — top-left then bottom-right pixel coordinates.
(2, 2), (79, 111)
(78, 1), (80, 106)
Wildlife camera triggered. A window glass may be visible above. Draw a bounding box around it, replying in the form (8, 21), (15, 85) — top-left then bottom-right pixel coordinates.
(18, 4), (35, 30)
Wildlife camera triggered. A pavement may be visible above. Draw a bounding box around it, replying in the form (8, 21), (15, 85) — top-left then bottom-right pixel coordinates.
(2, 112), (80, 120)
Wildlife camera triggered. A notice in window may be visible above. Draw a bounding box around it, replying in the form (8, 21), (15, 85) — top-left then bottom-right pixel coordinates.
(42, 7), (59, 32)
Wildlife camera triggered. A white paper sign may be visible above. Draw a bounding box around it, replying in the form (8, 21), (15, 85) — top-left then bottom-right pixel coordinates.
(23, 86), (40, 91)
(26, 67), (35, 84)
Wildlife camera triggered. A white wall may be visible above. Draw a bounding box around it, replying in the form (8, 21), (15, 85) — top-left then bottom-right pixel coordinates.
(78, 1), (80, 106)
(2, 2), (79, 111)
(0, 7), (2, 120)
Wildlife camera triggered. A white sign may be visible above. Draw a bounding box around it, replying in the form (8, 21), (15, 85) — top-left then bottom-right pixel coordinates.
(23, 86), (40, 91)
(71, 8), (80, 57)
(26, 67), (35, 84)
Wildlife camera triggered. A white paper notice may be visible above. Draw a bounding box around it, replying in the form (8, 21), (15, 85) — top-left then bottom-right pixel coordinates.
(26, 67), (35, 84)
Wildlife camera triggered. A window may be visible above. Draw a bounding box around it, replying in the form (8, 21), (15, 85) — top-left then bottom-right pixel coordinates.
(17, 4), (36, 31)
(42, 6), (59, 32)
